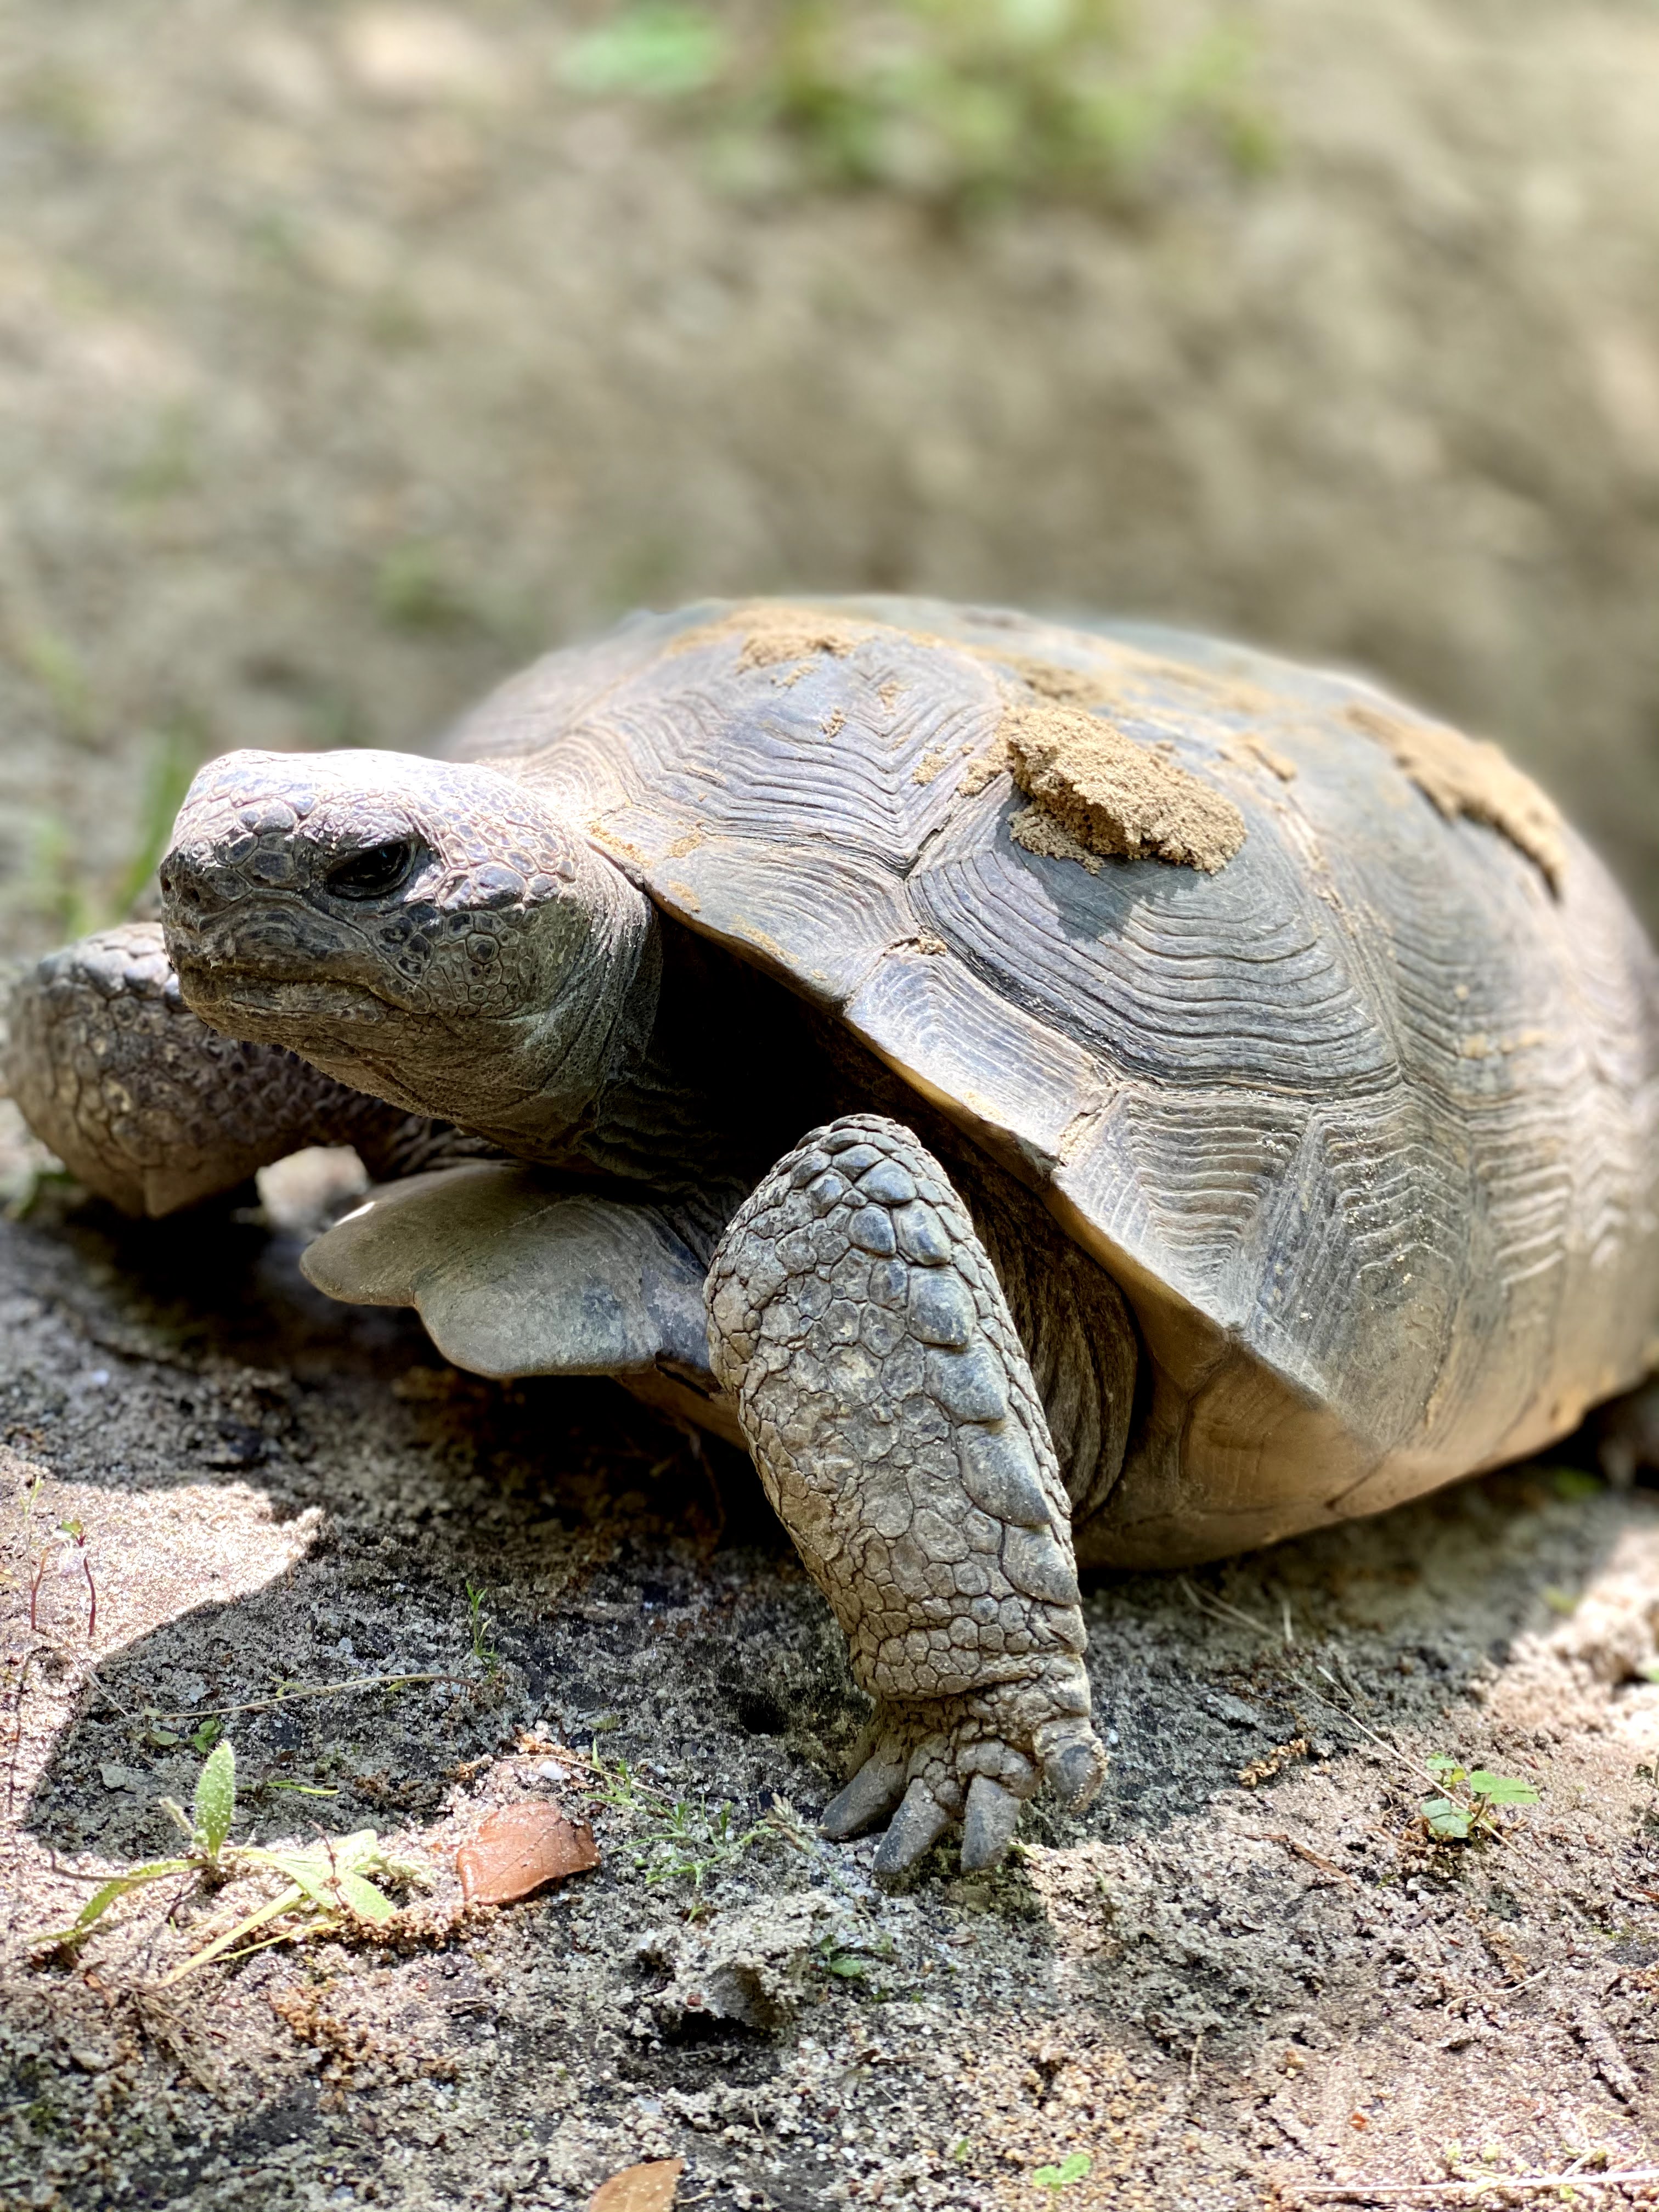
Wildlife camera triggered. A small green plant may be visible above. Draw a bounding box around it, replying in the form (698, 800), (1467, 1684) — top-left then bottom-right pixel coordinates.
(564, 2), (727, 97)
(15, 719), (204, 946)
(26, 1515), (97, 1640)
(644, 1797), (768, 1887)
(812, 1925), (898, 1996)
(1419, 1755), (1540, 1842)
(562, 0), (1272, 215)
(588, 1754), (808, 1891)
(139, 1713), (223, 1755)
(112, 722), (202, 917)
(159, 1739), (238, 1864)
(35, 1741), (424, 1977)
(465, 1579), (500, 1679)
(1032, 2151), (1092, 2193)
(815, 1932), (869, 1979)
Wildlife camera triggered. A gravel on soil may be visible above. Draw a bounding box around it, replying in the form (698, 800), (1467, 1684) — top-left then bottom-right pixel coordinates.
(0, 1129), (1655, 2209)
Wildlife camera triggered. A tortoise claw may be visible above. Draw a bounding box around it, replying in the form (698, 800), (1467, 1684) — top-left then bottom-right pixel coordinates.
(959, 1773), (1023, 1872)
(820, 1748), (908, 1841)
(872, 1778), (952, 1878)
(1039, 1723), (1109, 1813)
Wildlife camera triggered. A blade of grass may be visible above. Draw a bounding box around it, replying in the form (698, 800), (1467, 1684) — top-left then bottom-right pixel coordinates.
(157, 1881), (307, 1985)
(35, 1859), (192, 1950)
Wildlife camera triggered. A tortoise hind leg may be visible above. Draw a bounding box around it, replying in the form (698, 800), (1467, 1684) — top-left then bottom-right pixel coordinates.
(3, 923), (470, 1217)
(706, 1112), (1109, 1877)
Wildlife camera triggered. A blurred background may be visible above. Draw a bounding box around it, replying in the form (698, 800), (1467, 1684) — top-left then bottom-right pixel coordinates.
(2, 0), (1658, 960)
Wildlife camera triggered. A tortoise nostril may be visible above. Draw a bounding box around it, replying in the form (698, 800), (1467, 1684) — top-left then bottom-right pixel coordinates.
(160, 856), (217, 915)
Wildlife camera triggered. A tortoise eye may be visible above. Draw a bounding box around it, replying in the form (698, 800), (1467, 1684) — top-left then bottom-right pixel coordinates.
(326, 838), (420, 900)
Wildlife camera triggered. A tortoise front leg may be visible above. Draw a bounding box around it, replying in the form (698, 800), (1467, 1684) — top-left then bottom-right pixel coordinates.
(4, 923), (476, 1217)
(706, 1113), (1108, 1877)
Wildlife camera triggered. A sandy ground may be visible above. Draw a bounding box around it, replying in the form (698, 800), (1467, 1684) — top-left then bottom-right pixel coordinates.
(4, 2), (1659, 2207)
(0, 1156), (1655, 2210)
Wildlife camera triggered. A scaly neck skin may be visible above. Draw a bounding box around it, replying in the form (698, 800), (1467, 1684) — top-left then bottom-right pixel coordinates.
(490, 901), (759, 1243)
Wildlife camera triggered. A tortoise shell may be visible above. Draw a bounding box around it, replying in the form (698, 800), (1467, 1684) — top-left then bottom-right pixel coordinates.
(444, 596), (1659, 1565)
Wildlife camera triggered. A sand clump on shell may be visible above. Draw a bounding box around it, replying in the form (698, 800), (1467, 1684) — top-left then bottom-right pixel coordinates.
(996, 701), (1248, 874)
(1345, 701), (1567, 890)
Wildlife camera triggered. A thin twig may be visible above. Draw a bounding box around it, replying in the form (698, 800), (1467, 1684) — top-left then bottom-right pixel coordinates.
(44, 1852), (138, 1887)
(554, 1743), (676, 1807)
(6, 1646), (42, 1816)
(1294, 1672), (1453, 1798)
(1244, 1828), (1359, 1888)
(82, 1664), (133, 1719)
(1176, 1580), (1435, 1793)
(315, 1825), (345, 1916)
(1180, 1576), (1272, 1637)
(1298, 2170), (1659, 2202)
(153, 1671), (463, 1723)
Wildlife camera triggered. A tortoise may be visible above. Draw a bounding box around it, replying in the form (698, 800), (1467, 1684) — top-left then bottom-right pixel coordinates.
(10, 595), (1659, 1876)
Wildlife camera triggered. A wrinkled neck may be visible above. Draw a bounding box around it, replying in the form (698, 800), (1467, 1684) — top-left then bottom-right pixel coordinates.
(560, 914), (767, 1239)
(446, 895), (748, 1239)
(428, 853), (654, 1156)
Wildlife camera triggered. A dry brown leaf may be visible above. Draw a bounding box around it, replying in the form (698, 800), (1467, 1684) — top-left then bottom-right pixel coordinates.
(587, 2157), (684, 2211)
(455, 1801), (599, 1905)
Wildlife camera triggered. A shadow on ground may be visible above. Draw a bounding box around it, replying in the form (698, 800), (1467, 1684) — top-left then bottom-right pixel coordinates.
(3, 1184), (1657, 2210)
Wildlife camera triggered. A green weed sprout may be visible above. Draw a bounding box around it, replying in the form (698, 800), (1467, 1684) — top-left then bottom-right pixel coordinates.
(563, 2), (727, 98)
(157, 1739), (237, 1864)
(35, 1739), (424, 1977)
(1032, 2151), (1092, 2193)
(465, 1579), (501, 1679)
(587, 1752), (809, 1891)
(1419, 1755), (1539, 1842)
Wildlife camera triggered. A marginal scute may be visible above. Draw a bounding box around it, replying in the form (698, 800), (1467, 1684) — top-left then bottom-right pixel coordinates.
(1001, 701), (1246, 874)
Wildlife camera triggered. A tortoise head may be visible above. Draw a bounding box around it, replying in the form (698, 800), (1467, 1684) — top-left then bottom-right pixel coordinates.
(159, 749), (654, 1146)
